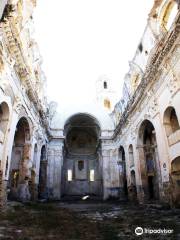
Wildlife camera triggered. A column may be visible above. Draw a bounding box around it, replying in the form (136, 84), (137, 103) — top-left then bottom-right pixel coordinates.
(47, 139), (63, 200)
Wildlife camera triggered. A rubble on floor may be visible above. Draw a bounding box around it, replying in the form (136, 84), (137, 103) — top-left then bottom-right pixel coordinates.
(0, 201), (179, 240)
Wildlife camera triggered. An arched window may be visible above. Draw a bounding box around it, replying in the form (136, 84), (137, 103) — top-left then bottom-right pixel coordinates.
(138, 42), (143, 52)
(103, 81), (107, 89)
(132, 73), (140, 90)
(164, 107), (179, 137)
(171, 157), (180, 174)
(160, 1), (178, 31)
(104, 98), (111, 109)
(170, 108), (179, 132)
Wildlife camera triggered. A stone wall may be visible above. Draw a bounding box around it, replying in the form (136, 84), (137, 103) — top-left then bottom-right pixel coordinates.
(110, 3), (180, 206)
(0, 0), (48, 205)
(0, 0), (180, 208)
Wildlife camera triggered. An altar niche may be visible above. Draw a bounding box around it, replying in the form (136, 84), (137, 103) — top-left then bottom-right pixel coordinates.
(138, 120), (161, 201)
(8, 117), (31, 201)
(62, 113), (102, 198)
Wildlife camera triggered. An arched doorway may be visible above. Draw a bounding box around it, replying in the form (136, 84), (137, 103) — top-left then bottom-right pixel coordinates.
(118, 146), (128, 200)
(8, 117), (31, 201)
(170, 157), (180, 207)
(38, 145), (47, 199)
(62, 113), (102, 198)
(138, 120), (160, 201)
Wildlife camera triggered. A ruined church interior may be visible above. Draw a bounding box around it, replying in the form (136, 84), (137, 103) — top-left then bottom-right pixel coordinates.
(0, 0), (180, 239)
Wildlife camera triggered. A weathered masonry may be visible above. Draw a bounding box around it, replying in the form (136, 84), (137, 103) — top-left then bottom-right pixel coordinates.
(0, 0), (180, 208)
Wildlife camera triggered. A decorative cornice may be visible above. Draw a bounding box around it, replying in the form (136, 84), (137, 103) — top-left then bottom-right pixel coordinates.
(113, 12), (180, 139)
(0, 2), (50, 137)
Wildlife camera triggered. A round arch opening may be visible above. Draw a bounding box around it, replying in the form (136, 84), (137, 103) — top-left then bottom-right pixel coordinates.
(8, 117), (31, 201)
(138, 120), (161, 201)
(62, 113), (102, 198)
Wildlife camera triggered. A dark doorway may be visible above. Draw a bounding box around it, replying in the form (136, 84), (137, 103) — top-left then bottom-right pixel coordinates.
(62, 114), (102, 198)
(148, 176), (154, 199)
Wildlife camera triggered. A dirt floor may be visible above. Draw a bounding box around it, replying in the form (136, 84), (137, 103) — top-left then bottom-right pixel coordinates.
(0, 200), (179, 240)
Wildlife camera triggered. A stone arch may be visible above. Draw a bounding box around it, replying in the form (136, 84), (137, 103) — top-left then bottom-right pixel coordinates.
(62, 113), (102, 198)
(38, 145), (47, 199)
(118, 146), (128, 199)
(128, 144), (134, 168)
(170, 156), (180, 207)
(64, 113), (101, 136)
(163, 106), (179, 137)
(18, 106), (33, 137)
(8, 117), (31, 201)
(137, 119), (161, 201)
